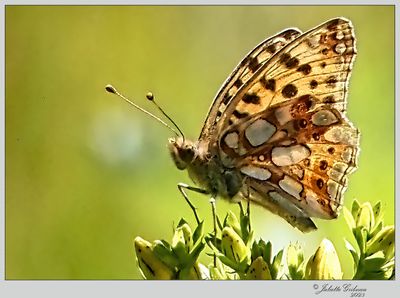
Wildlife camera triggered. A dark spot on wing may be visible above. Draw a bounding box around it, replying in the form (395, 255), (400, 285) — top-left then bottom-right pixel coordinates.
(297, 64), (312, 75)
(233, 79), (243, 88)
(285, 57), (299, 69)
(310, 80), (318, 89)
(312, 132), (320, 140)
(223, 92), (232, 104)
(242, 93), (260, 104)
(327, 19), (340, 30)
(248, 56), (261, 72)
(279, 53), (291, 64)
(261, 77), (276, 91)
(299, 119), (307, 128)
(266, 44), (276, 54)
(316, 178), (324, 189)
(233, 110), (249, 119)
(282, 84), (298, 98)
(319, 160), (328, 171)
(323, 95), (335, 103)
(326, 76), (337, 87)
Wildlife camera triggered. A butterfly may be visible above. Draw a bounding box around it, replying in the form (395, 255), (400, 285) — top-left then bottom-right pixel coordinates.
(167, 17), (359, 232)
(107, 17), (360, 233)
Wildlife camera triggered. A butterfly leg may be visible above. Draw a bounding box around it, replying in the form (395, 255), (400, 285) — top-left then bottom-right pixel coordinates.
(238, 182), (252, 232)
(209, 196), (217, 266)
(237, 200), (252, 233)
(177, 182), (209, 225)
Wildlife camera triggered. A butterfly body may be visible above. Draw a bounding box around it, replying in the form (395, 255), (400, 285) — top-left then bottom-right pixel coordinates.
(169, 18), (360, 232)
(169, 137), (243, 199)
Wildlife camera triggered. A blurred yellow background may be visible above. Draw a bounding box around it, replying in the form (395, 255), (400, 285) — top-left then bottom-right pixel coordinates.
(6, 6), (394, 279)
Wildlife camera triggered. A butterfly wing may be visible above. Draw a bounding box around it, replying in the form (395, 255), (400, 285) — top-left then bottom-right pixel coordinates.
(199, 28), (302, 141)
(217, 18), (359, 231)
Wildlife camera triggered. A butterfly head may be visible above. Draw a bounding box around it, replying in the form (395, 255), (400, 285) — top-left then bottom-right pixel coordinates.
(168, 137), (197, 170)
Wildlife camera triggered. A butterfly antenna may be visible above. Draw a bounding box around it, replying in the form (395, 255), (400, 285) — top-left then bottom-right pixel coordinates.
(105, 84), (180, 138)
(146, 92), (185, 141)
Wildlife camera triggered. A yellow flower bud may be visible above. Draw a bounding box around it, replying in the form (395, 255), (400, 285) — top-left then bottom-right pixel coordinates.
(356, 202), (375, 231)
(172, 223), (193, 250)
(179, 262), (210, 280)
(134, 237), (174, 280)
(305, 239), (342, 280)
(221, 227), (249, 263)
(246, 256), (272, 280)
(226, 211), (242, 236)
(287, 242), (303, 271)
(366, 225), (394, 261)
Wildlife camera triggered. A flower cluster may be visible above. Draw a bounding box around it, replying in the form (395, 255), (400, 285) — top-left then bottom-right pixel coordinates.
(134, 219), (208, 279)
(343, 200), (394, 279)
(133, 199), (394, 280)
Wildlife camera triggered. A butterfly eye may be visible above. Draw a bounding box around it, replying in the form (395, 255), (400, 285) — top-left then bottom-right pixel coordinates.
(167, 138), (195, 170)
(168, 143), (186, 170)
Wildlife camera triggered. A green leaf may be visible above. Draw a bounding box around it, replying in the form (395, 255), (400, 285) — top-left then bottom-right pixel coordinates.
(251, 240), (261, 261)
(217, 252), (247, 273)
(205, 233), (222, 251)
(351, 199), (361, 219)
(192, 221), (204, 244)
(188, 239), (205, 264)
(263, 241), (273, 264)
(344, 239), (359, 272)
(177, 218), (188, 227)
(372, 201), (382, 220)
(216, 214), (223, 231)
(152, 240), (180, 269)
(343, 207), (356, 230)
(362, 251), (386, 271)
(240, 214), (250, 243)
(360, 270), (386, 280)
(172, 242), (189, 265)
(246, 230), (255, 248)
(271, 249), (283, 279)
(353, 227), (368, 254)
(369, 220), (383, 239)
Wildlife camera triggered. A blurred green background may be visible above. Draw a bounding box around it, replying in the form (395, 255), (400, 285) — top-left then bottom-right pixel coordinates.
(6, 6), (394, 279)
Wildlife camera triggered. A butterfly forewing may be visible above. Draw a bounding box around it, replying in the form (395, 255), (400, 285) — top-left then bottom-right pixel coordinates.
(214, 18), (359, 231)
(199, 28), (302, 140)
(221, 18), (356, 128)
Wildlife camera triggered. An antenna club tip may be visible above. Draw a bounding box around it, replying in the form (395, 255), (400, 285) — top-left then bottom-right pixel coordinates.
(146, 92), (154, 101)
(105, 84), (117, 94)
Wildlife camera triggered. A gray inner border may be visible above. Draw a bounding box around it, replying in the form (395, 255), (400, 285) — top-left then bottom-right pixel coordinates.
(0, 1), (398, 298)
